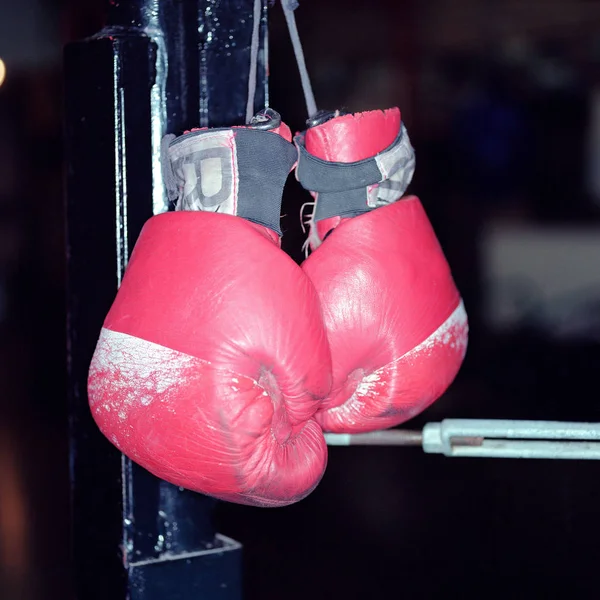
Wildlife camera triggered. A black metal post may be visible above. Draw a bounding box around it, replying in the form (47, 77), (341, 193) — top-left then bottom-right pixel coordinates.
(65, 1), (267, 597)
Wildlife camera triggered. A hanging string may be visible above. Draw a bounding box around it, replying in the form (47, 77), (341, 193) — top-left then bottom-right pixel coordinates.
(280, 0), (317, 118)
(262, 0), (270, 108)
(246, 0), (263, 123)
(246, 0), (318, 123)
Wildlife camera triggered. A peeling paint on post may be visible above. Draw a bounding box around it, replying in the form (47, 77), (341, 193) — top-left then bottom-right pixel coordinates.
(65, 1), (267, 597)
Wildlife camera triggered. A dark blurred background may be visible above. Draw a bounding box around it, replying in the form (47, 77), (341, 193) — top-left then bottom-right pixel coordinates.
(2, 0), (600, 598)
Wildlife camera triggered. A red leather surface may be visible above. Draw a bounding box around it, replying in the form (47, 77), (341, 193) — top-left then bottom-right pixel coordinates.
(303, 198), (468, 433)
(305, 108), (401, 163)
(88, 212), (331, 506)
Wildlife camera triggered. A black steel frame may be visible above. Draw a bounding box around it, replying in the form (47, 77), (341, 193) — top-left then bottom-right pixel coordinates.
(64, 1), (268, 597)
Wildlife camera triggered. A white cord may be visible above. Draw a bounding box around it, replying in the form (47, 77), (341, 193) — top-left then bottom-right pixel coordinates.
(245, 0), (263, 123)
(280, 0), (318, 118)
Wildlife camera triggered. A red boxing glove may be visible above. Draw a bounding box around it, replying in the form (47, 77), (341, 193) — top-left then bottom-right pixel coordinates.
(88, 110), (331, 507)
(296, 108), (468, 433)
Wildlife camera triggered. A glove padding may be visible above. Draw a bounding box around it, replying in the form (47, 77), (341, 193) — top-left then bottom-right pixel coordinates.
(89, 115), (331, 506)
(297, 108), (468, 433)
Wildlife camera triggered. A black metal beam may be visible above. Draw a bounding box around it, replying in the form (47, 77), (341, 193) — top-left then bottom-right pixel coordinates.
(65, 1), (267, 597)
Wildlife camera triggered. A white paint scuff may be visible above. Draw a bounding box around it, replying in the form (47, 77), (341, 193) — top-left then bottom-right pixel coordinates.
(354, 371), (382, 397)
(328, 300), (469, 415)
(401, 300), (469, 361)
(88, 328), (199, 415)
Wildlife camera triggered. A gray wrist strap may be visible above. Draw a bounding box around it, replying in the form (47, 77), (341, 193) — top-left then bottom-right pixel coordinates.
(163, 128), (297, 235)
(295, 123), (416, 222)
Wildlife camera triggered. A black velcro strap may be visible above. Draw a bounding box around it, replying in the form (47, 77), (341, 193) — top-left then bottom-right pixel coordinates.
(163, 128), (296, 235)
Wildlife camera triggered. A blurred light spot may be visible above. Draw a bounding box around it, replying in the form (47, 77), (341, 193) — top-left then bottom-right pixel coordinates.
(0, 59), (5, 87)
(0, 429), (29, 577)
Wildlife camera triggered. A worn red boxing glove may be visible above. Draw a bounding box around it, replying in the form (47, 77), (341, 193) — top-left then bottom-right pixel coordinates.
(295, 108), (468, 433)
(88, 109), (331, 507)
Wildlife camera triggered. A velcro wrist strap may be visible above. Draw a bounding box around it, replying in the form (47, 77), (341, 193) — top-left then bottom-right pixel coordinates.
(295, 123), (415, 222)
(163, 128), (297, 235)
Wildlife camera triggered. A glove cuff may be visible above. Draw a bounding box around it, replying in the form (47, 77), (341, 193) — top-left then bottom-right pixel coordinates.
(163, 110), (297, 236)
(294, 110), (416, 223)
(305, 108), (401, 163)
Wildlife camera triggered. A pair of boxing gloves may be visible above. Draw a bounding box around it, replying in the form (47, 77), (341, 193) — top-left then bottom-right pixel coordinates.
(87, 107), (468, 507)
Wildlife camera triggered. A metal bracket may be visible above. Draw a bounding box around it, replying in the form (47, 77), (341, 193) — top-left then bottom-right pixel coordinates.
(324, 419), (600, 460)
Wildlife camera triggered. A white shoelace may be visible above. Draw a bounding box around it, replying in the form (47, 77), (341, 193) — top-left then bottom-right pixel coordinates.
(246, 0), (318, 123)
